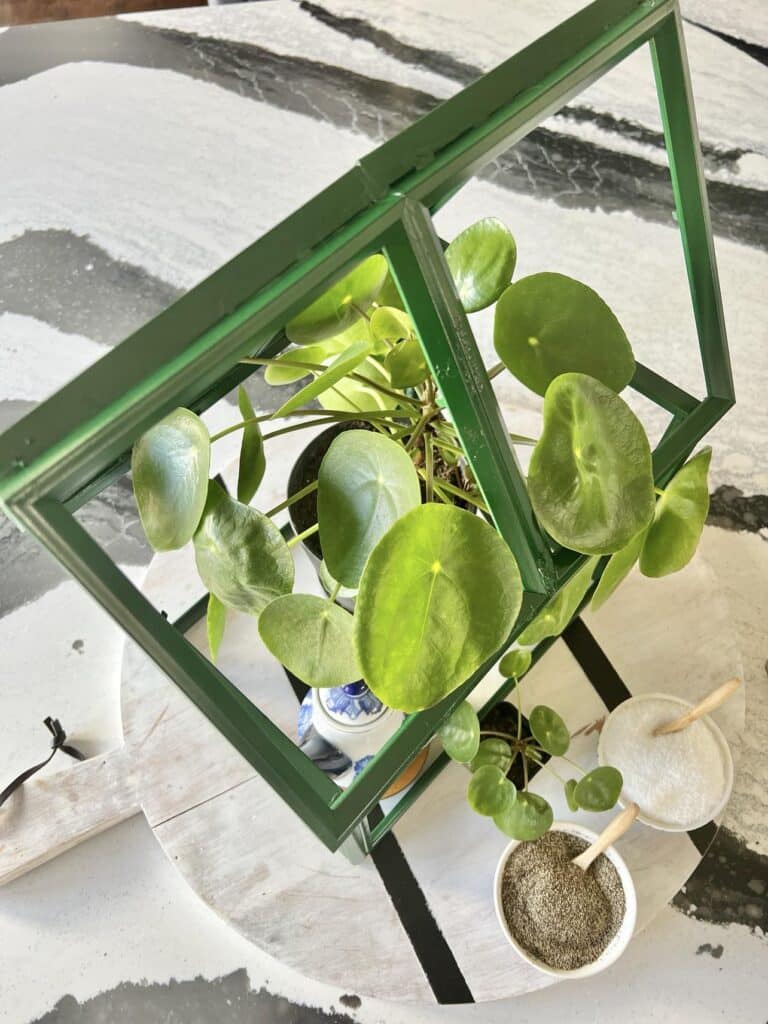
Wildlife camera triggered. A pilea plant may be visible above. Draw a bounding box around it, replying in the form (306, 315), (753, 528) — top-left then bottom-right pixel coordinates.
(130, 216), (712, 736)
(438, 649), (623, 841)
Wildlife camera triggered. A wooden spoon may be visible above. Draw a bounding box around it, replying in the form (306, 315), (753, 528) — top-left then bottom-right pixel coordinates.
(572, 803), (639, 872)
(652, 678), (741, 737)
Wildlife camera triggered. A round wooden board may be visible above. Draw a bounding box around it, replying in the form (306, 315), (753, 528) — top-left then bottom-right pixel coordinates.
(118, 438), (745, 1004)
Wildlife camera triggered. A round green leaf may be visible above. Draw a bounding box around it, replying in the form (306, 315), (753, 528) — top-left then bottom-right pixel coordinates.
(318, 430), (421, 588)
(258, 593), (360, 688)
(564, 778), (579, 813)
(193, 482), (294, 614)
(286, 255), (388, 344)
(131, 408), (210, 552)
(493, 272), (635, 396)
(518, 556), (598, 645)
(499, 648), (532, 679)
(529, 705), (570, 757)
(206, 592), (226, 663)
(470, 738), (513, 774)
(468, 765), (516, 817)
(573, 766), (623, 812)
(264, 337), (347, 386)
(528, 373), (655, 554)
(590, 527), (648, 612)
(236, 386), (265, 505)
(273, 339), (372, 418)
(370, 306), (412, 345)
(445, 218), (517, 313)
(355, 504), (523, 711)
(317, 357), (399, 413)
(640, 448), (712, 578)
(437, 701), (480, 763)
(494, 791), (553, 841)
(384, 338), (430, 389)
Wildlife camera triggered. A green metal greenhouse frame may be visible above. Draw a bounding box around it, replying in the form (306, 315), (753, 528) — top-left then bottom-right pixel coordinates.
(0, 0), (733, 854)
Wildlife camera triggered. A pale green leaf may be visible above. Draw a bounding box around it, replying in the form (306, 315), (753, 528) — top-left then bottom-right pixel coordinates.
(131, 408), (210, 552)
(355, 504), (523, 711)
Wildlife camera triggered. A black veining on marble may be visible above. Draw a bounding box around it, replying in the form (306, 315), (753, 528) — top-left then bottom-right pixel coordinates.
(685, 18), (768, 69)
(29, 970), (359, 1024)
(673, 826), (768, 933)
(0, 17), (765, 251)
(297, 0), (477, 84)
(708, 485), (768, 535)
(0, 230), (182, 348)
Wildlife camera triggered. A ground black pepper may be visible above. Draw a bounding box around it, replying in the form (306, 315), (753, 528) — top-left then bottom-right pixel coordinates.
(501, 830), (626, 971)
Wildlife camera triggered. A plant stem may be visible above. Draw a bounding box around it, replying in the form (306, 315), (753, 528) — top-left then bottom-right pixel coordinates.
(509, 432), (538, 447)
(348, 372), (421, 407)
(515, 677), (523, 740)
(328, 580), (342, 602)
(522, 752), (529, 791)
(350, 303), (371, 322)
(261, 419), (344, 442)
(487, 360), (506, 381)
(431, 477), (488, 512)
(655, 486), (665, 497)
(404, 410), (433, 452)
(425, 435), (434, 503)
(210, 405), (409, 442)
(241, 356), (420, 408)
(527, 750), (568, 785)
(555, 751), (587, 774)
(287, 523), (319, 547)
(264, 480), (318, 518)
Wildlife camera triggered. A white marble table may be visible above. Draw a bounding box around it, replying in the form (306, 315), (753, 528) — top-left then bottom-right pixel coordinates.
(0, 2), (766, 1022)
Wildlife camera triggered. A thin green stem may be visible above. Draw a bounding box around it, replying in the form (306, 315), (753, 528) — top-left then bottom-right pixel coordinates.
(328, 580), (342, 602)
(404, 410), (433, 453)
(487, 360), (505, 381)
(522, 751), (529, 791)
(425, 435), (434, 503)
(241, 356), (420, 408)
(350, 303), (371, 322)
(527, 750), (568, 786)
(556, 751), (586, 774)
(515, 677), (523, 741)
(348, 371), (421, 406)
(432, 478), (488, 512)
(655, 486), (665, 497)
(261, 419), (343, 442)
(264, 480), (318, 518)
(509, 432), (538, 447)
(287, 523), (319, 547)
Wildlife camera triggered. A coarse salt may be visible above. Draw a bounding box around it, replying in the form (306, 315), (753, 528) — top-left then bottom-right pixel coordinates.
(600, 696), (728, 829)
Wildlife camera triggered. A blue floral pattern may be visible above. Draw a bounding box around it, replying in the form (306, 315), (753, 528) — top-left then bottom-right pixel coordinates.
(324, 683), (383, 721)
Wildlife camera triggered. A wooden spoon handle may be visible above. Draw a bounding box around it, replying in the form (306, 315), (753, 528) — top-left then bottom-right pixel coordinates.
(653, 678), (741, 737)
(572, 803), (639, 872)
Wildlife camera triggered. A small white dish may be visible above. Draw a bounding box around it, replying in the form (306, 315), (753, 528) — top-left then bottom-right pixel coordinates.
(598, 692), (734, 832)
(493, 821), (637, 979)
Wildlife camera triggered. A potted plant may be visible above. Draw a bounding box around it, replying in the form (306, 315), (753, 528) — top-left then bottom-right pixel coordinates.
(130, 217), (713, 841)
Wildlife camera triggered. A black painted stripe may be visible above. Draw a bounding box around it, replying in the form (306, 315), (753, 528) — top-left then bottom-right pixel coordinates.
(278, 649), (473, 1004)
(367, 804), (475, 1004)
(562, 616), (633, 710)
(562, 617), (718, 856)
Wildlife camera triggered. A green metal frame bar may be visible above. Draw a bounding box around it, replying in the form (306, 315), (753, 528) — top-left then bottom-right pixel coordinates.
(0, 0), (732, 851)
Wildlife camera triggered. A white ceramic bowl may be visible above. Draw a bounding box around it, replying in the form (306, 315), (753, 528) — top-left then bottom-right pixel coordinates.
(597, 692), (734, 832)
(493, 821), (637, 979)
